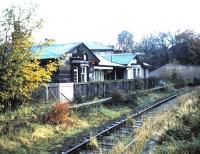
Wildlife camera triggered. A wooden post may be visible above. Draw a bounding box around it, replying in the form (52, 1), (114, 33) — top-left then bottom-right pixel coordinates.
(45, 85), (49, 102)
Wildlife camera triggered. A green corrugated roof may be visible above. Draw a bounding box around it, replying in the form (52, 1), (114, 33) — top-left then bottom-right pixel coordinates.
(104, 54), (136, 65)
(31, 43), (81, 59)
(84, 42), (113, 50)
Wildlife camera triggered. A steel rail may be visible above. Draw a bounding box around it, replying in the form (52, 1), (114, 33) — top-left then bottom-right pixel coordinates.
(120, 89), (194, 154)
(59, 88), (193, 154)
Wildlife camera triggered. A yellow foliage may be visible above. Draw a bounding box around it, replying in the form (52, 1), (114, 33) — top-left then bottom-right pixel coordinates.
(0, 23), (58, 109)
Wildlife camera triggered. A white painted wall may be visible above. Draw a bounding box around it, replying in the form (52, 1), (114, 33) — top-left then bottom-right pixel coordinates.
(93, 51), (113, 56)
(140, 67), (144, 78)
(146, 69), (149, 78)
(125, 60), (148, 79)
(126, 59), (149, 79)
(126, 67), (132, 79)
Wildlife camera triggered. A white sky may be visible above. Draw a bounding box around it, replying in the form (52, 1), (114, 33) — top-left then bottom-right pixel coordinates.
(1, 0), (200, 45)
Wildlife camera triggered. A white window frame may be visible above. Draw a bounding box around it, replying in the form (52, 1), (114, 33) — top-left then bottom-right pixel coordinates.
(73, 66), (78, 83)
(81, 66), (87, 82)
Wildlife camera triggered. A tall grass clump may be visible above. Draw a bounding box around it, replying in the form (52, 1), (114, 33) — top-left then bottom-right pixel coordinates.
(129, 90), (200, 154)
(43, 102), (71, 125)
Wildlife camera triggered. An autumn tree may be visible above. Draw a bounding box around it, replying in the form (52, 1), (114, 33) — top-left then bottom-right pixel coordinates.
(0, 4), (57, 110)
(117, 30), (135, 52)
(169, 30), (200, 65)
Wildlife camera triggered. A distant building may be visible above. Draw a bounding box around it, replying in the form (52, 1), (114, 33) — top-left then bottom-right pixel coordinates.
(104, 53), (150, 80)
(85, 42), (150, 81)
(31, 42), (150, 83)
(31, 43), (99, 83)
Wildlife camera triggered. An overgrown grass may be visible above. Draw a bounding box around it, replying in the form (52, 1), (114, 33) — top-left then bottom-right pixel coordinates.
(0, 86), (187, 153)
(127, 88), (200, 154)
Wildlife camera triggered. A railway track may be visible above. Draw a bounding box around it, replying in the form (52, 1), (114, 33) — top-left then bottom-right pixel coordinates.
(52, 88), (193, 154)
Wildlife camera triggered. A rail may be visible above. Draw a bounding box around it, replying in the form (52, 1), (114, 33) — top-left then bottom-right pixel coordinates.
(56, 88), (193, 154)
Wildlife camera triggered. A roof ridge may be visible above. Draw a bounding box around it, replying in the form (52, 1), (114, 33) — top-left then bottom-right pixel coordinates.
(32, 42), (82, 47)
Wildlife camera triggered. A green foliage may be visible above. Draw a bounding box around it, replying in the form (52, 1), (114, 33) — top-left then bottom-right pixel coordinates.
(0, 5), (57, 110)
(164, 125), (192, 141)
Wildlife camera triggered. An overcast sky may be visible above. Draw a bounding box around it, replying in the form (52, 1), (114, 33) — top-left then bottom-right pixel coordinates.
(0, 0), (200, 45)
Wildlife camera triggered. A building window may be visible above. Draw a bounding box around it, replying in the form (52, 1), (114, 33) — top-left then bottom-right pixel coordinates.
(81, 66), (87, 82)
(133, 69), (136, 79)
(73, 66), (78, 83)
(83, 54), (87, 60)
(137, 68), (140, 77)
(94, 70), (104, 81)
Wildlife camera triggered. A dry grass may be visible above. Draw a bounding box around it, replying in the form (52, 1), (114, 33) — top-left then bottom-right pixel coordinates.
(110, 141), (125, 154)
(129, 89), (200, 154)
(125, 115), (135, 126)
(0, 87), (187, 153)
(44, 102), (71, 124)
(89, 137), (99, 149)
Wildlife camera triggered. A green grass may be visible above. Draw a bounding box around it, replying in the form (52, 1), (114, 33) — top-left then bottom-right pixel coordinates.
(0, 86), (186, 153)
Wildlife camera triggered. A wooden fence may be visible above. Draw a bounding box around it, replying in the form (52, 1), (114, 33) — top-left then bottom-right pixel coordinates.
(32, 83), (60, 102)
(74, 77), (159, 101)
(32, 78), (159, 103)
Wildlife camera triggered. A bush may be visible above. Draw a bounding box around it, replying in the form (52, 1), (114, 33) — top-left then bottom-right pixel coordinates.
(165, 125), (192, 141)
(135, 78), (144, 90)
(174, 77), (185, 88)
(111, 88), (126, 104)
(193, 77), (200, 86)
(129, 94), (138, 107)
(43, 102), (71, 124)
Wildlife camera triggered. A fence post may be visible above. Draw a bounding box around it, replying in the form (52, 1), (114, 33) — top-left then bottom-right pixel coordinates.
(87, 83), (90, 98)
(123, 80), (125, 92)
(45, 85), (49, 102)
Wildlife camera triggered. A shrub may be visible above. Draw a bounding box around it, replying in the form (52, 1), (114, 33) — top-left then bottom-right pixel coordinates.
(164, 125), (192, 141)
(43, 102), (71, 124)
(174, 77), (185, 88)
(128, 94), (138, 107)
(111, 88), (126, 104)
(135, 78), (144, 90)
(193, 77), (200, 86)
